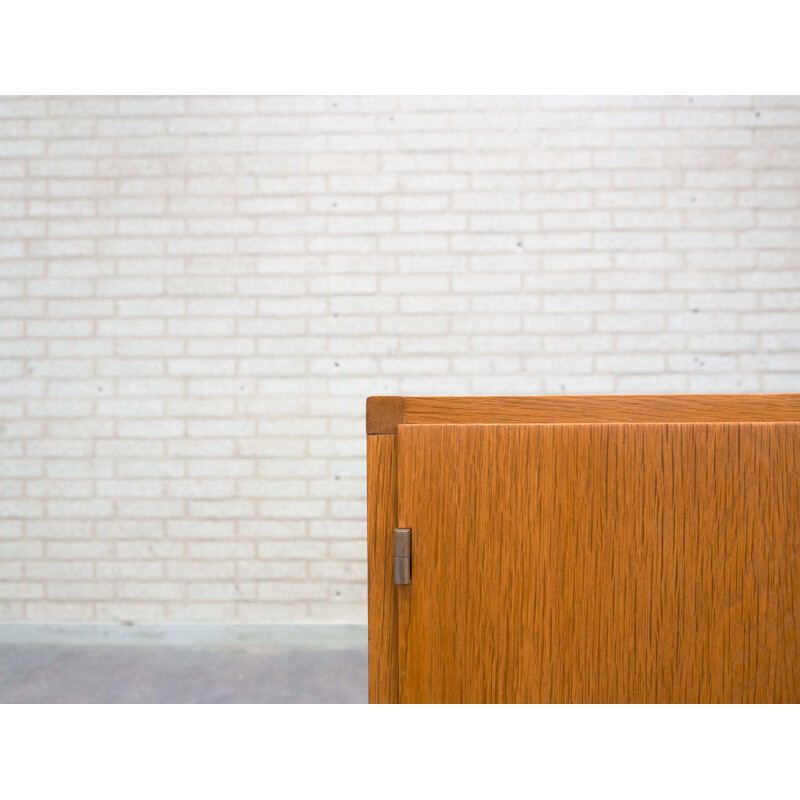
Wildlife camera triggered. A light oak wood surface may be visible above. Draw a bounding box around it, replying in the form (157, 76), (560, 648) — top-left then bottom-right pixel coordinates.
(367, 434), (399, 703)
(396, 422), (800, 703)
(367, 394), (800, 433)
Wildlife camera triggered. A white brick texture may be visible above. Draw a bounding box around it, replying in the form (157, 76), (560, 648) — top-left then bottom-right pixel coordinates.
(1, 95), (800, 624)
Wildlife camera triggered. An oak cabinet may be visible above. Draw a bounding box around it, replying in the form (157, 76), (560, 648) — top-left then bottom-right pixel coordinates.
(367, 394), (800, 703)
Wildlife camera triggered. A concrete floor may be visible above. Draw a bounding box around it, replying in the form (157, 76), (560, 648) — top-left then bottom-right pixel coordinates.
(0, 644), (367, 703)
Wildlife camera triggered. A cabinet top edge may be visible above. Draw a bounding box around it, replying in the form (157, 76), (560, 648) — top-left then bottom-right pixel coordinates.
(366, 394), (800, 433)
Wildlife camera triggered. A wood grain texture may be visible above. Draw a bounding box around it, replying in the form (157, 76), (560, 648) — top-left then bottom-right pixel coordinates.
(397, 422), (800, 703)
(367, 434), (399, 703)
(402, 394), (800, 426)
(366, 396), (405, 434)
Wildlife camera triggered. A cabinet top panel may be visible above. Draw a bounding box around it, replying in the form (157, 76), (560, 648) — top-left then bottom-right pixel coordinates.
(366, 394), (800, 434)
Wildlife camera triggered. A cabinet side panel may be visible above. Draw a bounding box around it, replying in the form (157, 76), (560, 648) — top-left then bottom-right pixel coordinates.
(367, 434), (399, 703)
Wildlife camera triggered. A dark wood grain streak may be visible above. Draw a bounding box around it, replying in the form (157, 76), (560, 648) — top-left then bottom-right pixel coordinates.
(397, 422), (800, 703)
(367, 434), (399, 703)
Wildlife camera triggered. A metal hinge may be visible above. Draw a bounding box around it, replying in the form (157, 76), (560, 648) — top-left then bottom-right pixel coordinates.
(393, 527), (411, 585)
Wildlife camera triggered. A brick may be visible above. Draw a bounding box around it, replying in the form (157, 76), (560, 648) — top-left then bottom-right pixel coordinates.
(0, 582), (44, 599)
(46, 542), (114, 559)
(186, 582), (254, 601)
(167, 521), (235, 539)
(258, 541), (327, 559)
(117, 582), (184, 600)
(167, 562), (235, 580)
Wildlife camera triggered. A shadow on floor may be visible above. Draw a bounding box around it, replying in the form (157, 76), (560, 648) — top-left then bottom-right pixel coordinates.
(0, 645), (367, 703)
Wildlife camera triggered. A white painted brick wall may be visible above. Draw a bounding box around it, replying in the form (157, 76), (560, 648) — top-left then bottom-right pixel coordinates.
(1, 95), (799, 624)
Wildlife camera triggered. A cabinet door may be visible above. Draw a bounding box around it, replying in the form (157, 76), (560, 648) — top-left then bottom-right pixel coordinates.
(396, 422), (800, 703)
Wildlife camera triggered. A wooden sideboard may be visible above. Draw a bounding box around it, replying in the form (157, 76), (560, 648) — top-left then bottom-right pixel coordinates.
(367, 394), (800, 703)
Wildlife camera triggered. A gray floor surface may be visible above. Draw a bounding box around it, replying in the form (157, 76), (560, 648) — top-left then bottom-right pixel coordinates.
(0, 644), (367, 703)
